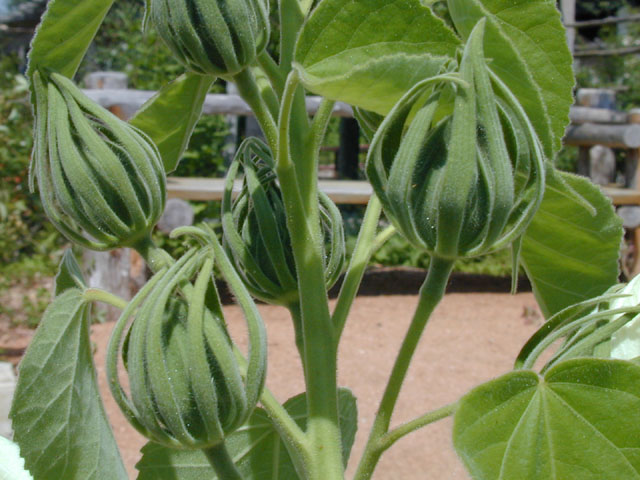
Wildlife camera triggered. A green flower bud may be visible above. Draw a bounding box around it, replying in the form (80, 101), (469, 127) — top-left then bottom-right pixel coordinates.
(366, 20), (545, 261)
(30, 72), (166, 251)
(107, 247), (266, 449)
(222, 138), (345, 306)
(149, 0), (270, 76)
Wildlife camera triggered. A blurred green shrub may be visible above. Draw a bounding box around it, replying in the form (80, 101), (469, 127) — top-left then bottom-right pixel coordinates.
(0, 55), (62, 267)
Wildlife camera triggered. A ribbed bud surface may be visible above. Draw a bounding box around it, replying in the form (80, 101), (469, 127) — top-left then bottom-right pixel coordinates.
(31, 72), (166, 251)
(222, 138), (345, 306)
(366, 21), (545, 260)
(108, 248), (266, 449)
(150, 0), (270, 76)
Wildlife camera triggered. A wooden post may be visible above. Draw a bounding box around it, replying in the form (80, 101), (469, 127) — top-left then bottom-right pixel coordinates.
(628, 109), (640, 189)
(560, 0), (576, 54)
(336, 118), (360, 179)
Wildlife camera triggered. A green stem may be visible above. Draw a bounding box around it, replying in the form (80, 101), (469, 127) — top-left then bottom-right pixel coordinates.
(260, 388), (311, 478)
(258, 51), (285, 97)
(203, 443), (244, 480)
(278, 0), (305, 74)
(301, 98), (335, 217)
(232, 68), (278, 152)
(277, 70), (344, 479)
(378, 401), (458, 453)
(353, 257), (454, 480)
(132, 235), (173, 272)
(332, 195), (383, 338)
(82, 288), (128, 310)
(308, 98), (336, 155)
(372, 225), (397, 252)
(289, 302), (306, 361)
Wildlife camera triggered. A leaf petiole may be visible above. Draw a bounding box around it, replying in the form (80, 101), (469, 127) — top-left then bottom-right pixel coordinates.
(82, 288), (127, 310)
(378, 401), (458, 453)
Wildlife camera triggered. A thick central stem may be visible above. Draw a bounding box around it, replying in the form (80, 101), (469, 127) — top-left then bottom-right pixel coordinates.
(277, 71), (344, 479)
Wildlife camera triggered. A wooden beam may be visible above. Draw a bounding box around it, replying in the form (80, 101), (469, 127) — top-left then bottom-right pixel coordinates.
(602, 186), (640, 206)
(564, 123), (640, 148)
(167, 177), (373, 204)
(570, 106), (628, 124)
(167, 176), (638, 207)
(574, 44), (640, 57)
(83, 89), (353, 120)
(565, 13), (640, 28)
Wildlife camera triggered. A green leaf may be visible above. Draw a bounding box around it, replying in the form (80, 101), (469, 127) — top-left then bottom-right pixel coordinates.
(10, 290), (127, 480)
(447, 0), (574, 157)
(521, 169), (622, 317)
(54, 249), (86, 296)
(453, 358), (640, 480)
(0, 437), (33, 480)
(130, 74), (214, 173)
(27, 0), (115, 82)
(137, 389), (357, 479)
(293, 0), (460, 114)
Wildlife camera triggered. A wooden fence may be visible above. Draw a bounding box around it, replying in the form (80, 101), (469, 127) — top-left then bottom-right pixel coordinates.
(82, 72), (640, 314)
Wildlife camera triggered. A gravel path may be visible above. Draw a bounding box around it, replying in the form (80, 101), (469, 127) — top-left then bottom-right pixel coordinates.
(90, 289), (542, 479)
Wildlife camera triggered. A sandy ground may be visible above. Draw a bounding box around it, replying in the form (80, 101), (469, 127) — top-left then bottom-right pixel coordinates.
(87, 288), (542, 479)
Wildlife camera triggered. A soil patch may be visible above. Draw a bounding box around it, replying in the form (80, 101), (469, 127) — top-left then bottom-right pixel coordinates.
(93, 289), (540, 479)
(4, 269), (543, 478)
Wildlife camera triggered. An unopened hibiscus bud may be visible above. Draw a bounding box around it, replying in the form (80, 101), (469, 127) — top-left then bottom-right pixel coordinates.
(108, 247), (266, 449)
(366, 20), (545, 260)
(222, 138), (345, 307)
(31, 72), (166, 251)
(149, 0), (270, 76)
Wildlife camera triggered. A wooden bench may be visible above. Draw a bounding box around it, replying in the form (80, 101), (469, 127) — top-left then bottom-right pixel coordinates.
(167, 176), (639, 207)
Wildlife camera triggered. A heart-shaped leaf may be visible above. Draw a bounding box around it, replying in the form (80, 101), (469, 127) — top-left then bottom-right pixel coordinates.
(294, 0), (460, 114)
(10, 290), (127, 480)
(448, 0), (574, 157)
(136, 389), (357, 479)
(454, 358), (640, 479)
(130, 73), (213, 173)
(521, 169), (622, 317)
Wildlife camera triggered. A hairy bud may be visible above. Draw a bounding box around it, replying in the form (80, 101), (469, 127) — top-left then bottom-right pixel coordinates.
(107, 247), (266, 449)
(149, 0), (270, 76)
(366, 20), (545, 260)
(222, 138), (345, 307)
(31, 72), (166, 251)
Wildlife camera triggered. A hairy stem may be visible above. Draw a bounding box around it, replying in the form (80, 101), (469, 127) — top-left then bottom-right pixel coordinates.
(354, 257), (454, 480)
(277, 70), (344, 479)
(260, 388), (311, 478)
(379, 401), (458, 453)
(332, 195), (383, 338)
(232, 68), (278, 152)
(82, 288), (127, 310)
(258, 51), (285, 97)
(203, 443), (244, 480)
(289, 302), (306, 361)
